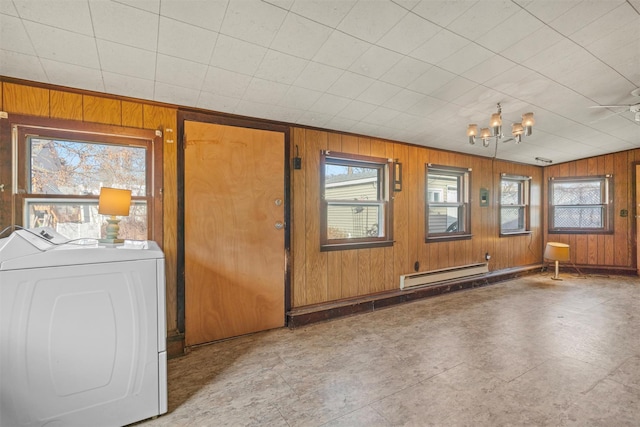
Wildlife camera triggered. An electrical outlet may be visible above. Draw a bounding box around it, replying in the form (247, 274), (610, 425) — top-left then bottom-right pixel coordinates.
(485, 252), (491, 261)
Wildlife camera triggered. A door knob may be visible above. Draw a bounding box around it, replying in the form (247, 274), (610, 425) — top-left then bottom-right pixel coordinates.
(274, 221), (284, 230)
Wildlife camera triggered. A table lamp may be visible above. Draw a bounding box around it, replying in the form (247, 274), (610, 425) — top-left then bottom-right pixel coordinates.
(543, 242), (570, 280)
(98, 187), (131, 244)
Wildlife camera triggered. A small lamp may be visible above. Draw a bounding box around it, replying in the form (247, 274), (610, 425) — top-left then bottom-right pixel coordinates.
(543, 242), (570, 280)
(98, 187), (131, 244)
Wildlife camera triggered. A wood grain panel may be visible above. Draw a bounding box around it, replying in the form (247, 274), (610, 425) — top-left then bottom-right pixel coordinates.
(83, 95), (121, 125)
(614, 152), (629, 266)
(326, 133), (343, 301)
(121, 101), (143, 128)
(291, 128), (307, 307)
(3, 83), (49, 116)
(304, 130), (328, 305)
(393, 143), (409, 282)
(50, 90), (82, 120)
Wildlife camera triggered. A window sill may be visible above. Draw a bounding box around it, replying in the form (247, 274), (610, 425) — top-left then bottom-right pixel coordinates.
(500, 231), (532, 237)
(426, 234), (472, 243)
(321, 240), (394, 252)
(548, 230), (614, 235)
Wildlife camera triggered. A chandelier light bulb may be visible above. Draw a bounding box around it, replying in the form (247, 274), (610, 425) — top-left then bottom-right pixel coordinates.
(467, 124), (478, 145)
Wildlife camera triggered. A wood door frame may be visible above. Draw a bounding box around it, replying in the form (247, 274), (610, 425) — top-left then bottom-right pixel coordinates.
(176, 109), (291, 337)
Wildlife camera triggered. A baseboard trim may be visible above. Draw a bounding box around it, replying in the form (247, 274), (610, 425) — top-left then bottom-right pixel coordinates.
(287, 264), (544, 328)
(166, 332), (185, 359)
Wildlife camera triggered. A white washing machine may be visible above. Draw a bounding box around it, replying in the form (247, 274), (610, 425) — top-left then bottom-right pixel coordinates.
(0, 228), (167, 427)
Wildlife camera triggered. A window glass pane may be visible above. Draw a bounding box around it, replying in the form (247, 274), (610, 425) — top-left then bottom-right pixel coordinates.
(501, 207), (525, 231)
(325, 164), (380, 201)
(552, 181), (602, 205)
(327, 204), (381, 239)
(29, 137), (147, 196)
(428, 206), (461, 233)
(428, 173), (459, 202)
(25, 200), (147, 240)
(554, 206), (603, 228)
(501, 180), (521, 205)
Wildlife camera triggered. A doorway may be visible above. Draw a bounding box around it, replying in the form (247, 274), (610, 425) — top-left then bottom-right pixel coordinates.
(181, 117), (288, 346)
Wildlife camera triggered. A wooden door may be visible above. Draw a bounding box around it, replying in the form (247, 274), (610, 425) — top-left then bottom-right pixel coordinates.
(184, 121), (285, 346)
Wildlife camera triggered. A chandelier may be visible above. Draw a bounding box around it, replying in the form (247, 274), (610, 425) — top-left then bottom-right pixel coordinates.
(467, 103), (535, 147)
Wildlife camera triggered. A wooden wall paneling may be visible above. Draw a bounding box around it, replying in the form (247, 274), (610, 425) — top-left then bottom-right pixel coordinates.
(50, 90), (83, 120)
(614, 151), (630, 266)
(587, 157), (600, 264)
(357, 137), (372, 295)
(121, 101), (144, 128)
(83, 95), (122, 125)
(393, 143), (409, 284)
(291, 128), (307, 308)
(304, 130), (328, 305)
(0, 82), (3, 109)
(339, 135), (359, 298)
(383, 140), (396, 291)
(3, 83), (49, 116)
(326, 132), (343, 301)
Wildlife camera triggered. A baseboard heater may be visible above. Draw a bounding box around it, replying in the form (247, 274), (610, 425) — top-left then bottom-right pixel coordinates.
(400, 262), (489, 290)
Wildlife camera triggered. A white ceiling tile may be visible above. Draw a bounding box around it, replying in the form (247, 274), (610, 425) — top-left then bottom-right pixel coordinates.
(263, 0), (295, 10)
(446, 0), (521, 40)
(155, 54), (208, 90)
(409, 29), (469, 65)
(24, 21), (100, 68)
(196, 90), (241, 113)
(324, 116), (359, 132)
(103, 71), (155, 100)
(475, 9), (544, 53)
(289, 0), (357, 28)
(0, 1), (17, 15)
(406, 95), (447, 118)
(97, 39), (156, 80)
(158, 17), (218, 64)
(356, 80), (401, 105)
(309, 93), (351, 115)
(361, 106), (401, 126)
(201, 66), (252, 98)
(270, 13), (333, 60)
(293, 61), (343, 92)
(326, 71), (375, 99)
(0, 49), (46, 82)
(90, 0), (159, 51)
(519, 0), (576, 24)
(437, 43), (493, 75)
(1, 13), (35, 55)
(430, 77), (478, 103)
(377, 12), (440, 55)
(462, 55), (517, 84)
(312, 30), (371, 69)
(338, 100), (377, 121)
(411, 0), (475, 27)
(500, 26), (565, 64)
(296, 111), (334, 128)
(13, 0), (94, 36)
(407, 67), (456, 95)
(278, 86), (322, 110)
(337, 0), (408, 43)
(522, 38), (585, 74)
(348, 45), (402, 79)
(254, 50), (308, 85)
(570, 2), (637, 48)
(219, 0), (287, 47)
(154, 81), (200, 106)
(160, 0), (227, 31)
(113, 0), (160, 14)
(243, 77), (289, 104)
(379, 56), (433, 87)
(481, 65), (540, 99)
(548, 0), (624, 37)
(40, 58), (105, 92)
(385, 89), (425, 112)
(594, 38), (640, 88)
(262, 105), (304, 123)
(210, 35), (267, 75)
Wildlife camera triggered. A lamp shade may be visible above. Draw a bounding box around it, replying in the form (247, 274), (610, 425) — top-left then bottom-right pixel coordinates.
(543, 242), (570, 262)
(98, 187), (132, 216)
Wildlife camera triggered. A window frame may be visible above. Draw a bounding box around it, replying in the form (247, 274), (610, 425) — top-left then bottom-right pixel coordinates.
(320, 150), (394, 251)
(499, 173), (531, 236)
(9, 115), (162, 243)
(548, 175), (613, 234)
(425, 164), (471, 242)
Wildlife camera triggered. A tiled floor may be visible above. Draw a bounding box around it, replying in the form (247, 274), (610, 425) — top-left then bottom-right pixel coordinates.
(137, 273), (640, 426)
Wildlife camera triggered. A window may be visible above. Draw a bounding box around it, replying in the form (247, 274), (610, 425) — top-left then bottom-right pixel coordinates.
(548, 175), (613, 233)
(500, 174), (531, 235)
(14, 118), (161, 242)
(426, 164), (470, 240)
(320, 151), (393, 251)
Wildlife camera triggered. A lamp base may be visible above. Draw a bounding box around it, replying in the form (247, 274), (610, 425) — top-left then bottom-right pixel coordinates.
(99, 238), (125, 244)
(101, 216), (123, 244)
(550, 260), (563, 280)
